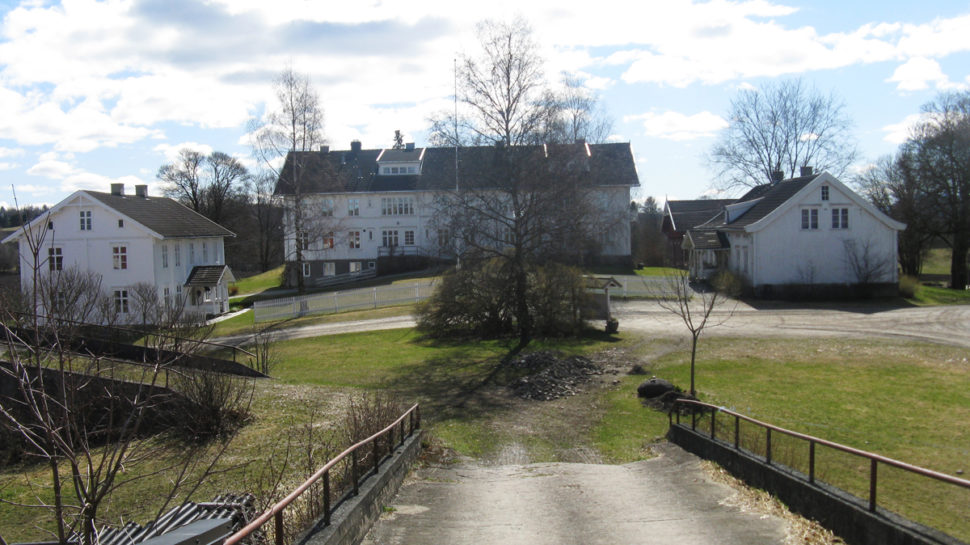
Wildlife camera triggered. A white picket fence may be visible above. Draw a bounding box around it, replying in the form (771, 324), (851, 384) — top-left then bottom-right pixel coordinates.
(253, 281), (436, 322)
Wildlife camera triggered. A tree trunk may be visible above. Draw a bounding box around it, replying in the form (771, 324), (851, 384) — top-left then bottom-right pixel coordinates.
(512, 260), (532, 350)
(689, 333), (698, 397)
(950, 230), (968, 289)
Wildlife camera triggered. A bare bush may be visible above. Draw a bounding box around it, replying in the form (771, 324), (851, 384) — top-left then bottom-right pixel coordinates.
(169, 369), (254, 441)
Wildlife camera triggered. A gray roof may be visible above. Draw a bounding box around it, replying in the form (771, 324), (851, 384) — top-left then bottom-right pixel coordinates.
(274, 142), (640, 195)
(84, 191), (235, 238)
(185, 265), (234, 286)
(697, 174), (819, 230)
(377, 147), (424, 162)
(688, 229), (730, 250)
(665, 199), (736, 232)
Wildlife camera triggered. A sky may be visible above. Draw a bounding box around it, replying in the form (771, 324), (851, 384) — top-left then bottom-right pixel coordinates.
(1, 0), (969, 210)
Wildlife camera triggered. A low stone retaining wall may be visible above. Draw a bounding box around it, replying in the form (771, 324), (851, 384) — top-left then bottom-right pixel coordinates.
(297, 430), (424, 545)
(667, 424), (963, 545)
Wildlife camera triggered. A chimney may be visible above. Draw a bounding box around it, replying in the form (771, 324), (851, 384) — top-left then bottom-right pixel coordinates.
(320, 145), (330, 154)
(135, 184), (148, 198)
(350, 140), (362, 153)
(405, 142), (415, 151)
(770, 170), (784, 185)
(800, 166), (814, 177)
(111, 183), (124, 196)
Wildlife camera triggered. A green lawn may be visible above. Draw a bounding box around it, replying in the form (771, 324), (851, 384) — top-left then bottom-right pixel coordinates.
(921, 247), (951, 277)
(635, 266), (682, 277)
(231, 265), (284, 295)
(908, 284), (970, 305)
(627, 336), (970, 541)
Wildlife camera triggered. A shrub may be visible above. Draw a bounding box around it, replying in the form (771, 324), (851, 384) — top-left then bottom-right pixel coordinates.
(899, 275), (919, 298)
(712, 269), (743, 298)
(169, 369), (253, 441)
(416, 259), (591, 339)
(228, 284), (239, 296)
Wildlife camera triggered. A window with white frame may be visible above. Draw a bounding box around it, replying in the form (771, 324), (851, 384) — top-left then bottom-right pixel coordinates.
(350, 261), (361, 273)
(189, 243), (196, 264)
(302, 262), (311, 277)
(821, 185), (829, 201)
(382, 230), (399, 247)
(323, 232), (334, 249)
(114, 289), (129, 313)
(80, 210), (92, 231)
(48, 247), (63, 271)
(404, 230), (415, 245)
(380, 197), (414, 216)
(322, 198), (334, 216)
(163, 287), (171, 308)
(161, 245), (169, 268)
(349, 231), (360, 249)
(348, 198), (360, 216)
(175, 244), (181, 266)
(112, 245), (128, 269)
(800, 209), (818, 230)
(298, 231), (310, 251)
(118, 219), (124, 228)
(203, 242), (208, 262)
(832, 208), (849, 229)
(323, 262), (335, 276)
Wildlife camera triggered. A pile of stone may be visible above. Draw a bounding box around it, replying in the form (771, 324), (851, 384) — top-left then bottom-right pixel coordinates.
(509, 352), (603, 401)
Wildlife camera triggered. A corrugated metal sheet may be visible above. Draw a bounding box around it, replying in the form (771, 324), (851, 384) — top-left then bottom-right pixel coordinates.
(95, 494), (256, 545)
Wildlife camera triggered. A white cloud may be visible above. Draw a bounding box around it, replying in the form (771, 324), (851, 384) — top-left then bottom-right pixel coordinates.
(882, 113), (924, 144)
(153, 142), (215, 162)
(625, 110), (728, 141)
(0, 162), (18, 171)
(0, 147), (25, 158)
(887, 57), (964, 91)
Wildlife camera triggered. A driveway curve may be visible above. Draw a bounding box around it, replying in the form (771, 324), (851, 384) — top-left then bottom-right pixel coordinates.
(362, 443), (787, 545)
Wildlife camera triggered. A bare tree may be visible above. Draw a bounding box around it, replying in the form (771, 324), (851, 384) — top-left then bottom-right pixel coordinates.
(710, 78), (858, 191)
(245, 172), (284, 272)
(158, 149), (248, 225)
(426, 19), (619, 349)
(654, 270), (738, 397)
(251, 67), (328, 293)
(842, 238), (894, 286)
(545, 74), (614, 144)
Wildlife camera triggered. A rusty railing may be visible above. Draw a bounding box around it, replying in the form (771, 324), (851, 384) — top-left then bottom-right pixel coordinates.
(669, 398), (970, 513)
(224, 403), (420, 545)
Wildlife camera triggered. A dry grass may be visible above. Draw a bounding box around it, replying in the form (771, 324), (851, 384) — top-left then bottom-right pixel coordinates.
(702, 461), (846, 545)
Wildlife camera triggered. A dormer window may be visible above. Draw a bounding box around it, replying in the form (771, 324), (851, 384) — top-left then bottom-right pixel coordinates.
(821, 186), (829, 201)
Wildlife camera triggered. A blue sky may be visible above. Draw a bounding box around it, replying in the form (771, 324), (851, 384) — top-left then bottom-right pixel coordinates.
(1, 0), (968, 209)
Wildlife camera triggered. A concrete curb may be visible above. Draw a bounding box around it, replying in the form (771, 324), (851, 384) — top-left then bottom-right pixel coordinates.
(296, 430), (424, 545)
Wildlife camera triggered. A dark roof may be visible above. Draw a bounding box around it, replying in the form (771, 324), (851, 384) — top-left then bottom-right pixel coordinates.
(84, 192), (235, 238)
(699, 174), (820, 229)
(274, 142), (640, 195)
(665, 199), (736, 232)
(689, 229), (730, 250)
(185, 265), (233, 286)
(377, 148), (424, 162)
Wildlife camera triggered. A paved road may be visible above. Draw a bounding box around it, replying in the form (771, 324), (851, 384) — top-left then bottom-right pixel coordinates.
(362, 443), (787, 545)
(214, 301), (970, 349)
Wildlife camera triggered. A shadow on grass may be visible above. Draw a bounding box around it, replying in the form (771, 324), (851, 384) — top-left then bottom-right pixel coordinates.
(387, 329), (622, 423)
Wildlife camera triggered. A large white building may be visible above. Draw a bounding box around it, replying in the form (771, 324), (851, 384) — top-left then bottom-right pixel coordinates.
(2, 184), (235, 323)
(274, 141), (640, 286)
(684, 170), (905, 297)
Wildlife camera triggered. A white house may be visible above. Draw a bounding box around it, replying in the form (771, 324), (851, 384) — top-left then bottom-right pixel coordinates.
(684, 170), (905, 297)
(274, 141), (639, 287)
(2, 183), (236, 323)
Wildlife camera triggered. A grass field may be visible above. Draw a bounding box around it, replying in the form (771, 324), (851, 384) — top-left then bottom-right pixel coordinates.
(230, 265), (284, 295)
(3, 330), (969, 542)
(921, 247), (951, 277)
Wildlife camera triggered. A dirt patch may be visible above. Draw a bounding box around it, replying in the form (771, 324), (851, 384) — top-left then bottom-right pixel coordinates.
(508, 351), (604, 401)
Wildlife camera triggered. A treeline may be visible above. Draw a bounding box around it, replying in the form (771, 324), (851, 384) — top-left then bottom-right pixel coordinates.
(156, 149), (283, 275)
(0, 205), (49, 228)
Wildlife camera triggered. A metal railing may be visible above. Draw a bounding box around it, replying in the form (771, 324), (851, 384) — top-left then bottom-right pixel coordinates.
(669, 399), (970, 513)
(223, 404), (420, 545)
(253, 282), (435, 323)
